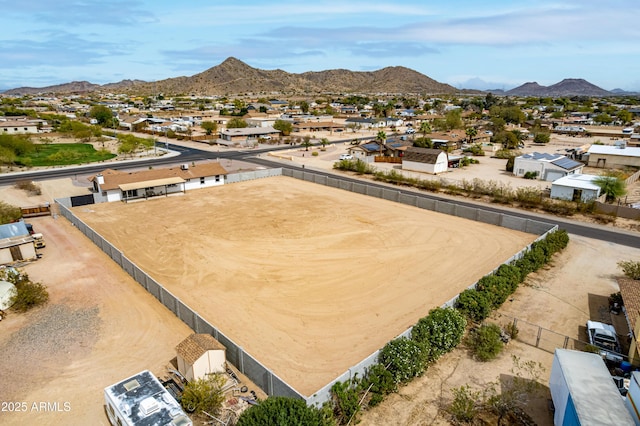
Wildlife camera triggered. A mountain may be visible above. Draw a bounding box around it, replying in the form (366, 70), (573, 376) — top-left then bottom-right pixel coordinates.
(2, 57), (458, 96)
(505, 78), (611, 97)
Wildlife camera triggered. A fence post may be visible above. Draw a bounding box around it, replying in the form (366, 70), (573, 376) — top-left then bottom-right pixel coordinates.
(563, 336), (569, 349)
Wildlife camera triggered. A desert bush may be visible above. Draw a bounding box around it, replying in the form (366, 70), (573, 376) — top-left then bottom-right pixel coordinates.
(514, 187), (543, 208)
(180, 374), (225, 416)
(503, 321), (519, 340)
(411, 307), (466, 361)
(15, 180), (41, 195)
(449, 385), (482, 423)
(456, 289), (492, 322)
(462, 144), (485, 156)
(541, 199), (576, 216)
(469, 323), (504, 362)
(619, 260), (640, 280)
(416, 178), (442, 192)
(379, 337), (429, 384)
(523, 171), (538, 180)
(10, 279), (49, 312)
(364, 363), (395, 406)
(312, 151), (319, 156)
(494, 264), (523, 291)
(576, 200), (596, 214)
(331, 377), (362, 425)
(0, 201), (22, 224)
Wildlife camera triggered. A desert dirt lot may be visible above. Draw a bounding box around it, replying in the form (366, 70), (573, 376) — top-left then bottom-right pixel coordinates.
(72, 176), (536, 396)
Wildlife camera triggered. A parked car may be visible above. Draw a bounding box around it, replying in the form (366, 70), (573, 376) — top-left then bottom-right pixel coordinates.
(587, 320), (623, 363)
(405, 128), (416, 134)
(339, 153), (353, 160)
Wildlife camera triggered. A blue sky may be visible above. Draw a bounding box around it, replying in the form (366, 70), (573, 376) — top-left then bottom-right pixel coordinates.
(1, 0), (639, 92)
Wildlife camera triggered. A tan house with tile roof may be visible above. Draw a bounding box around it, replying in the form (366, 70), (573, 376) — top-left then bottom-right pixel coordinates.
(618, 278), (640, 365)
(176, 333), (227, 382)
(90, 161), (227, 203)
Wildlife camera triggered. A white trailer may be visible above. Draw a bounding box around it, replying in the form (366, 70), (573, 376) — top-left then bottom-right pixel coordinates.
(104, 370), (192, 426)
(549, 349), (634, 425)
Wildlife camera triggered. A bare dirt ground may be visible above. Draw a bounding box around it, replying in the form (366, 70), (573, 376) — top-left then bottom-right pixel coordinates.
(71, 176), (535, 396)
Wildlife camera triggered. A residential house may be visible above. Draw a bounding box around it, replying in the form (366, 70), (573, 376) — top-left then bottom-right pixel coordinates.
(347, 142), (385, 162)
(402, 147), (448, 174)
(0, 120), (40, 135)
(90, 161), (228, 203)
(513, 152), (584, 181)
(344, 117), (384, 130)
(218, 126), (280, 143)
(550, 174), (602, 202)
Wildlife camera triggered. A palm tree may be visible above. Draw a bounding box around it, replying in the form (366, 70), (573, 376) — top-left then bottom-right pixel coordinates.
(465, 127), (478, 144)
(419, 121), (432, 140)
(594, 173), (626, 203)
(376, 130), (387, 157)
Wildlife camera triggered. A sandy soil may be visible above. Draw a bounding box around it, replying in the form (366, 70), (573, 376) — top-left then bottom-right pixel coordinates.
(72, 176), (535, 396)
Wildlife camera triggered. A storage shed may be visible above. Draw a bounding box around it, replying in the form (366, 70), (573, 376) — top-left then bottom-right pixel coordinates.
(0, 222), (37, 266)
(175, 333), (226, 382)
(550, 174), (602, 202)
(402, 147), (448, 174)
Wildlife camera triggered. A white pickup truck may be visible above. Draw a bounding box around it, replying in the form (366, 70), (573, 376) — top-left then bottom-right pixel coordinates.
(586, 320), (623, 363)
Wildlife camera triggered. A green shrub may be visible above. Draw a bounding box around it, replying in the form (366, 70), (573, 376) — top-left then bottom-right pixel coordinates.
(494, 264), (523, 291)
(503, 321), (519, 340)
(469, 323), (504, 361)
(379, 337), (429, 384)
(514, 187), (543, 208)
(523, 171), (538, 179)
(449, 385), (482, 423)
(3, 271), (49, 312)
(364, 364), (395, 406)
(411, 307), (466, 360)
(619, 260), (640, 280)
(180, 374), (225, 416)
(541, 199), (576, 216)
(0, 201), (23, 224)
(237, 396), (333, 426)
(331, 377), (362, 425)
(312, 151), (319, 156)
(456, 289), (492, 322)
(476, 275), (511, 309)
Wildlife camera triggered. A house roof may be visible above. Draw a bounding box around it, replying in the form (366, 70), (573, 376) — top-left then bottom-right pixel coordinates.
(0, 221), (30, 239)
(119, 177), (185, 191)
(588, 145), (640, 157)
(92, 162), (228, 191)
(220, 127), (278, 136)
(519, 152), (565, 162)
(176, 333), (226, 366)
(404, 147), (447, 163)
(551, 174), (601, 191)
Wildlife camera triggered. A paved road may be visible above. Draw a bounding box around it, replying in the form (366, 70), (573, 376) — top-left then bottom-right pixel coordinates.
(2, 141), (638, 249)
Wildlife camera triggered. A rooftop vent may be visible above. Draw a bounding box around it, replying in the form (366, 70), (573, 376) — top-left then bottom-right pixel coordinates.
(139, 397), (160, 416)
(180, 164), (189, 170)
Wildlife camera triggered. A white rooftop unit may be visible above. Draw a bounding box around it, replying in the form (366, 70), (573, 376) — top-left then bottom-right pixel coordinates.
(104, 370), (192, 426)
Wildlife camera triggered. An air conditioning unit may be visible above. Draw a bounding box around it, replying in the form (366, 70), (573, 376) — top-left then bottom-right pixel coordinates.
(180, 164), (189, 170)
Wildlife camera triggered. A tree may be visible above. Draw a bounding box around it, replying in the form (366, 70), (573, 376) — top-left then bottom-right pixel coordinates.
(180, 374), (226, 417)
(236, 396), (333, 426)
(227, 118), (248, 128)
(465, 127), (478, 144)
(301, 135), (312, 151)
(273, 119), (293, 136)
(201, 121), (218, 136)
(419, 121), (432, 139)
(533, 132), (550, 144)
(618, 260), (640, 280)
(89, 105), (114, 126)
(0, 200), (22, 224)
(299, 100), (310, 114)
(320, 138), (329, 149)
(444, 109), (463, 131)
(594, 172), (626, 203)
(376, 130), (386, 157)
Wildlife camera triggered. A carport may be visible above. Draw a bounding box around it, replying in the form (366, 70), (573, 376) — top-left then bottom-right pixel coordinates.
(119, 177), (185, 203)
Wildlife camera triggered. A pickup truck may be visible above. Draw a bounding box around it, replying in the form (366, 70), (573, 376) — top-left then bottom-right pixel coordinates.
(586, 320), (623, 363)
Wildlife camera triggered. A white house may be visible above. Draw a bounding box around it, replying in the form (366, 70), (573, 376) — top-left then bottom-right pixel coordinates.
(104, 370), (192, 426)
(550, 174), (602, 202)
(587, 145), (640, 169)
(219, 126), (279, 143)
(513, 152), (584, 181)
(402, 147), (448, 174)
(175, 333), (227, 382)
(347, 142), (385, 163)
(90, 161), (228, 203)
